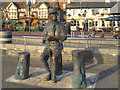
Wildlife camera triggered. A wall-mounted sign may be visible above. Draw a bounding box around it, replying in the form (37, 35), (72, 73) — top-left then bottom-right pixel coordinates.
(71, 26), (76, 31)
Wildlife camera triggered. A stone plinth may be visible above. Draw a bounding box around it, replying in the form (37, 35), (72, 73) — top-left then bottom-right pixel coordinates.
(5, 67), (99, 88)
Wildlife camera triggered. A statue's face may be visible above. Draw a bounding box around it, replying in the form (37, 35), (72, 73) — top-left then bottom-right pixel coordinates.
(50, 14), (57, 21)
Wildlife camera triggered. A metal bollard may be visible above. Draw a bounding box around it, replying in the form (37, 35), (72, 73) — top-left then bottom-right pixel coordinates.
(14, 52), (30, 80)
(72, 50), (87, 88)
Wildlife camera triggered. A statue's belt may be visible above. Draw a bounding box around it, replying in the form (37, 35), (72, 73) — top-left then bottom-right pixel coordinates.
(48, 41), (60, 45)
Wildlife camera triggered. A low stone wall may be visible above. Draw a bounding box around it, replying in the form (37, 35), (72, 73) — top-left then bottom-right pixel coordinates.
(12, 36), (120, 47)
(0, 43), (119, 65)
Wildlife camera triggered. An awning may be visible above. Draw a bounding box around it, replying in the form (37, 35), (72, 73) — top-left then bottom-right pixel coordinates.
(105, 16), (120, 21)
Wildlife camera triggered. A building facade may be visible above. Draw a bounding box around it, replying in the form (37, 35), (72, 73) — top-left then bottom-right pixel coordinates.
(1, 1), (67, 30)
(66, 1), (120, 31)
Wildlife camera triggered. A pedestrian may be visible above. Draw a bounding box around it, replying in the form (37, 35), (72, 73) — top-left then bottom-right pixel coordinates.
(113, 27), (118, 39)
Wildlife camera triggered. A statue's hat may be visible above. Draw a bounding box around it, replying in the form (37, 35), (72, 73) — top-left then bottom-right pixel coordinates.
(49, 6), (58, 14)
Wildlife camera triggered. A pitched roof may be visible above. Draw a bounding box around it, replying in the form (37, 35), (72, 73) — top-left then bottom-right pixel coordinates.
(1, 2), (50, 9)
(70, 0), (118, 2)
(13, 2), (28, 8)
(110, 1), (120, 14)
(67, 2), (117, 9)
(1, 2), (10, 8)
(1, 2), (28, 9)
(35, 2), (50, 8)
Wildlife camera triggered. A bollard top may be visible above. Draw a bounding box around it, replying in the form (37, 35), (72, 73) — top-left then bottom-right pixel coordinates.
(18, 52), (30, 55)
(72, 49), (83, 53)
(72, 49), (84, 56)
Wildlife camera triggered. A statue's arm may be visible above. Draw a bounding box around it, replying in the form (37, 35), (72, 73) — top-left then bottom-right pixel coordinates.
(57, 25), (67, 42)
(47, 25), (67, 42)
(42, 25), (48, 44)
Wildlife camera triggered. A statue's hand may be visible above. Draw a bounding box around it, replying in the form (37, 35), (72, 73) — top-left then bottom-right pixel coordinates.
(46, 36), (53, 41)
(46, 36), (60, 41)
(42, 40), (46, 44)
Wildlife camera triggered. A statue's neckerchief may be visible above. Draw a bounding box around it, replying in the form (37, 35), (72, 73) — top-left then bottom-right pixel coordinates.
(51, 20), (59, 36)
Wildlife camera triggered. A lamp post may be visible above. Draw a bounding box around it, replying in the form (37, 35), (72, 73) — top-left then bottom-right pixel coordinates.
(28, 0), (31, 35)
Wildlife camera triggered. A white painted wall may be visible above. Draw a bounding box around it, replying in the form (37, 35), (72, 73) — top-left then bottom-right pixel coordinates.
(7, 3), (18, 19)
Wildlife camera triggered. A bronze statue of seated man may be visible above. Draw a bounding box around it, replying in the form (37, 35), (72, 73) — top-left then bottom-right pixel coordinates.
(40, 6), (67, 83)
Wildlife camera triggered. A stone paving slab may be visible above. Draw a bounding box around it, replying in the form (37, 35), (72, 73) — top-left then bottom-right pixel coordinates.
(5, 67), (99, 88)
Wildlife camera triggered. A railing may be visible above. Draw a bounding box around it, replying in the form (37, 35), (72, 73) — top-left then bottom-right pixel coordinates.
(21, 36), (119, 47)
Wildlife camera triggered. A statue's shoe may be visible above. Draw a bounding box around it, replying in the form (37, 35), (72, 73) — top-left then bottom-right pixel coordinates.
(51, 77), (57, 83)
(44, 73), (51, 81)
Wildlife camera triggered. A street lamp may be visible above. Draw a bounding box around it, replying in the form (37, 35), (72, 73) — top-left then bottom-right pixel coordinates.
(28, 0), (31, 35)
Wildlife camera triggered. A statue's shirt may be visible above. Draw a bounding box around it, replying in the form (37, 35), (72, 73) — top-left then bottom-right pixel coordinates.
(43, 21), (67, 45)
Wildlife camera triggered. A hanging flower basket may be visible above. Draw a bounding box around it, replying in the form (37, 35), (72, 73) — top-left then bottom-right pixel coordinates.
(78, 14), (81, 17)
(68, 14), (71, 17)
(82, 14), (85, 17)
(101, 13), (104, 16)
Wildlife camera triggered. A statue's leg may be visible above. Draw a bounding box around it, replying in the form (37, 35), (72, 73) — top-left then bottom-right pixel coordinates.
(40, 48), (51, 81)
(51, 48), (61, 83)
(56, 51), (62, 75)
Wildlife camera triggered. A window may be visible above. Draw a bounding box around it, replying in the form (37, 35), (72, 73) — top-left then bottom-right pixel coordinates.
(102, 21), (105, 26)
(92, 9), (99, 15)
(95, 21), (98, 26)
(89, 22), (91, 27)
(39, 8), (48, 18)
(74, 21), (76, 26)
(39, 4), (48, 18)
(110, 21), (112, 27)
(63, 4), (66, 9)
(105, 8), (107, 10)
(82, 22), (85, 26)
(39, 11), (41, 15)
(77, 21), (79, 26)
(71, 21), (74, 26)
(19, 12), (25, 17)
(118, 21), (120, 27)
(33, 12), (37, 17)
(73, 9), (75, 16)
(92, 9), (94, 15)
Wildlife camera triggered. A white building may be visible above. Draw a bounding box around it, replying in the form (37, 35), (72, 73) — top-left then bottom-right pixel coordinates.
(66, 1), (119, 31)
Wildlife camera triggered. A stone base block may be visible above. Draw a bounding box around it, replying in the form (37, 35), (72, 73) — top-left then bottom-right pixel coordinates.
(5, 67), (99, 88)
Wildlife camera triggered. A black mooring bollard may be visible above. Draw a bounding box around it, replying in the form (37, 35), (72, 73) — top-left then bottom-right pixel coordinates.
(14, 52), (30, 80)
(72, 49), (87, 88)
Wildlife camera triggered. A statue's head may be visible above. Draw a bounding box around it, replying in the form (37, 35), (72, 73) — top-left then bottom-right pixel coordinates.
(49, 6), (58, 21)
